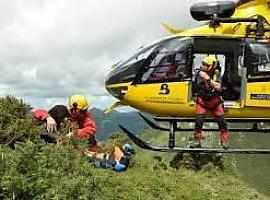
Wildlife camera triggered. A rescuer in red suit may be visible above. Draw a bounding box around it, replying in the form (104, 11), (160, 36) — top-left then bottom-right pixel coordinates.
(192, 56), (229, 149)
(33, 95), (98, 152)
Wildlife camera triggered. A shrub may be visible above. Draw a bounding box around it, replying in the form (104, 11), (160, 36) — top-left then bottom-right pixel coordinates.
(1, 142), (96, 199)
(0, 96), (41, 147)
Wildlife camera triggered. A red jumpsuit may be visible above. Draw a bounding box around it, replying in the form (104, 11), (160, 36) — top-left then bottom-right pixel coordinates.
(33, 107), (98, 152)
(194, 70), (229, 143)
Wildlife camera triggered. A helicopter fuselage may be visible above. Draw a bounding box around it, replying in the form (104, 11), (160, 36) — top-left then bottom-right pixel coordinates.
(105, 0), (270, 119)
(106, 81), (270, 118)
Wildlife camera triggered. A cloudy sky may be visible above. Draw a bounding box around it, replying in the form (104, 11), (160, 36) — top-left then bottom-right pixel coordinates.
(0, 0), (226, 109)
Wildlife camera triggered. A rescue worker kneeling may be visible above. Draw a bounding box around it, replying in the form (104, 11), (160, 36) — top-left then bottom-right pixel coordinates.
(33, 95), (98, 152)
(192, 55), (229, 149)
(87, 143), (135, 172)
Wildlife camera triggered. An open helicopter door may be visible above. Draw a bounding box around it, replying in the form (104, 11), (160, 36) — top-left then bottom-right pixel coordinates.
(190, 37), (245, 109)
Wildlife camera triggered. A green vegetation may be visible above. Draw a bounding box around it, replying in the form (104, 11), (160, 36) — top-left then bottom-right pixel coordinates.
(0, 96), (41, 148)
(1, 142), (268, 200)
(231, 133), (270, 196)
(0, 96), (269, 199)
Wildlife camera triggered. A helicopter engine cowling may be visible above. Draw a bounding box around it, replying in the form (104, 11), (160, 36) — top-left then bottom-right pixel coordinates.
(190, 1), (236, 21)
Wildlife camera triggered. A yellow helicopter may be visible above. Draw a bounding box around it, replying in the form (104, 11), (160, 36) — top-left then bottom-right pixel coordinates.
(105, 0), (270, 154)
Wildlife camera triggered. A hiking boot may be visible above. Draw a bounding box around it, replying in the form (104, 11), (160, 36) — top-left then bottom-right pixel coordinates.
(220, 140), (229, 149)
(189, 140), (202, 148)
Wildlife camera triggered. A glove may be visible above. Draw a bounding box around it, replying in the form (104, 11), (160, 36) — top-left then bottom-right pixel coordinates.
(46, 116), (57, 133)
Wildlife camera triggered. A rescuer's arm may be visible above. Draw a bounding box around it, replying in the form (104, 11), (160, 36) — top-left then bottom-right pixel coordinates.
(199, 71), (222, 91)
(33, 109), (57, 133)
(210, 80), (222, 91)
(77, 113), (96, 137)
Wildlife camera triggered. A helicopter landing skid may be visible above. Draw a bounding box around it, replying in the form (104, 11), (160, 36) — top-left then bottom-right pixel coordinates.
(140, 113), (270, 133)
(119, 125), (270, 154)
(118, 114), (270, 154)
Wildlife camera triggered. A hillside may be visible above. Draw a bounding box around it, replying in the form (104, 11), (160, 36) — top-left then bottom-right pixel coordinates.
(1, 141), (269, 200)
(0, 96), (270, 199)
(90, 108), (148, 140)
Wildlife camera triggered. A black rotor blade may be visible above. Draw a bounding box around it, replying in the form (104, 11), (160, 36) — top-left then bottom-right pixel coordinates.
(139, 113), (169, 131)
(119, 124), (154, 150)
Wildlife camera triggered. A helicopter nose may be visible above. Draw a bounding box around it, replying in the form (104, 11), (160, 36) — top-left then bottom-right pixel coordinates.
(105, 71), (116, 86)
(106, 85), (128, 100)
(105, 71), (128, 100)
(105, 69), (121, 87)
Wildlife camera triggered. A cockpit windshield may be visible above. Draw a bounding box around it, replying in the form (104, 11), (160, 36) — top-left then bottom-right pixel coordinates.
(106, 36), (193, 85)
(113, 36), (188, 73)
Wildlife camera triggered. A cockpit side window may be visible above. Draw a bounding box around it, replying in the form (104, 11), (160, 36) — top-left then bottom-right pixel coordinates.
(246, 42), (270, 81)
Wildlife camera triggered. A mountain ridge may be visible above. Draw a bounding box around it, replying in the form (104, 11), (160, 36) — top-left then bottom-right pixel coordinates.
(90, 108), (148, 140)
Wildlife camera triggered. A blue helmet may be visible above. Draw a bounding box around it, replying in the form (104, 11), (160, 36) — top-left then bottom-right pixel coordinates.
(114, 162), (126, 172)
(123, 143), (135, 155)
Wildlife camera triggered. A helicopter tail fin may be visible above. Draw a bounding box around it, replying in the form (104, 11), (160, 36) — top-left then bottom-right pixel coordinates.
(162, 23), (185, 34)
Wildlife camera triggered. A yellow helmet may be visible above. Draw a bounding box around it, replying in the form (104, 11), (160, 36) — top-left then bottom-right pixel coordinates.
(68, 95), (89, 110)
(202, 55), (217, 66)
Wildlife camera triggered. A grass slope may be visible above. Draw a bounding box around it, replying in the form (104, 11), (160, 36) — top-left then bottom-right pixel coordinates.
(0, 96), (269, 199)
(1, 141), (269, 200)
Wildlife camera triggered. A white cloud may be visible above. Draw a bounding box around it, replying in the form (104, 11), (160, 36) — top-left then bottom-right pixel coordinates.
(0, 0), (234, 109)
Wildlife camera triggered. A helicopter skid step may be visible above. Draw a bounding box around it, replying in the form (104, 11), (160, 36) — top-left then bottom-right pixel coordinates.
(153, 116), (270, 123)
(140, 113), (270, 133)
(119, 125), (270, 154)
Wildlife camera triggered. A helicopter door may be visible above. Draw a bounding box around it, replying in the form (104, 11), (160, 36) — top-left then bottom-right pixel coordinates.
(245, 41), (270, 107)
